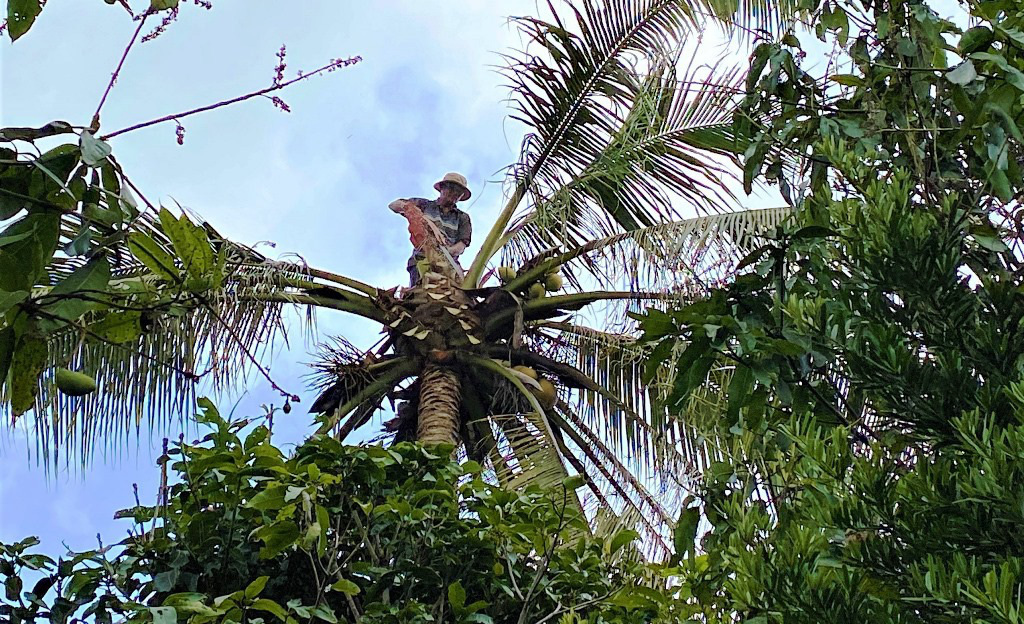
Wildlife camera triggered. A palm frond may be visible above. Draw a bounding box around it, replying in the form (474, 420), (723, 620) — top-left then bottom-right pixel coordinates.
(509, 48), (749, 249)
(553, 403), (679, 561)
(1, 259), (312, 465)
(504, 206), (791, 295)
(530, 322), (703, 477)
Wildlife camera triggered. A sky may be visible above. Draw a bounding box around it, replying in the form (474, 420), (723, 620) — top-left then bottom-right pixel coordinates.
(0, 0), (538, 558)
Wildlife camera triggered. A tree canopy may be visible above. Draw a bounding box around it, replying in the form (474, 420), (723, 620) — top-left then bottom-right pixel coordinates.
(633, 0), (1024, 621)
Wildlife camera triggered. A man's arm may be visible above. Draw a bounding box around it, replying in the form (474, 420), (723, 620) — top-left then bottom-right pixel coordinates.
(448, 211), (472, 258)
(389, 197), (430, 213)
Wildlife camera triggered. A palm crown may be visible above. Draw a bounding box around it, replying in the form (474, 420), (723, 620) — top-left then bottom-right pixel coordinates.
(0, 0), (798, 560)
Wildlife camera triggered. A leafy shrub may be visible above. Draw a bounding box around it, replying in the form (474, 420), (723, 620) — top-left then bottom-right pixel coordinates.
(1, 399), (678, 623)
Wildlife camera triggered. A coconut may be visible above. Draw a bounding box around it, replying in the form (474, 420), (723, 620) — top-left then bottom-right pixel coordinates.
(534, 378), (557, 408)
(497, 266), (517, 283)
(544, 273), (563, 292)
(528, 283), (547, 299)
(54, 368), (97, 396)
(512, 365), (538, 380)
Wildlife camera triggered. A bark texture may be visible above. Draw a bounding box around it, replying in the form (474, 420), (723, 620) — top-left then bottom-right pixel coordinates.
(417, 365), (461, 445)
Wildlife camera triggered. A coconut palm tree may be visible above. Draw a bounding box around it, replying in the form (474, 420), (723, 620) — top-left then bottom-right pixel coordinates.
(0, 0), (796, 559)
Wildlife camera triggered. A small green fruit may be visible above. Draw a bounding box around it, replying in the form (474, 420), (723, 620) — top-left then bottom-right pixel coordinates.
(497, 266), (517, 283)
(55, 368), (97, 396)
(544, 273), (563, 292)
(528, 283), (546, 299)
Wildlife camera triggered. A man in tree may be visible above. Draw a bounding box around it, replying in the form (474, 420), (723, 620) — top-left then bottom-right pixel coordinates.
(389, 172), (473, 286)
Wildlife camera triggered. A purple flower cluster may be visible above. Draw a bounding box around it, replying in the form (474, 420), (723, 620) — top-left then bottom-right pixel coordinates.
(141, 7), (178, 43)
(270, 96), (291, 113)
(273, 44), (287, 86)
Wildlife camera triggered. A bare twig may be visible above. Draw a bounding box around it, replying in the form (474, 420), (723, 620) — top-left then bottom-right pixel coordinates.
(92, 11), (152, 129)
(100, 56), (362, 141)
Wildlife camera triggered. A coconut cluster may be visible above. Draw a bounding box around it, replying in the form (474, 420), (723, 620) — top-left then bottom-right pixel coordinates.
(496, 265), (563, 299)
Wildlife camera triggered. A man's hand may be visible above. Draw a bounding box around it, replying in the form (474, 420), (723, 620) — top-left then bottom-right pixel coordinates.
(388, 198), (412, 214)
(447, 241), (467, 258)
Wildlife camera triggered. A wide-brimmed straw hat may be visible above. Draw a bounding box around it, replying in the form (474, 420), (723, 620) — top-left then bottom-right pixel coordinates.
(434, 172), (471, 201)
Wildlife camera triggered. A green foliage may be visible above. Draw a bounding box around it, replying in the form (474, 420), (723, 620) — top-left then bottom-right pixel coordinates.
(0, 400), (681, 623)
(5, 0), (179, 42)
(636, 0), (1024, 621)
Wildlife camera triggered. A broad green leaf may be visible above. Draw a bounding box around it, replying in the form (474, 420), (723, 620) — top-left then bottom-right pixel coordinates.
(673, 506), (700, 563)
(990, 167), (1012, 201)
(447, 580), (467, 610)
(149, 606), (176, 624)
(256, 521), (300, 559)
(252, 598), (288, 619)
(465, 611), (493, 622)
(82, 202), (123, 227)
(62, 227), (92, 257)
(159, 208), (214, 282)
(284, 485), (305, 502)
(829, 74), (865, 87)
(45, 255), (111, 322)
(150, 0), (179, 10)
(747, 43), (772, 92)
(79, 132), (112, 166)
(316, 504), (329, 557)
(311, 604), (338, 623)
(9, 330), (47, 417)
(0, 229), (34, 248)
(561, 474), (586, 490)
(897, 37), (917, 57)
(163, 593), (221, 616)
(609, 529), (640, 554)
(7, 0), (42, 41)
(331, 578), (360, 595)
(972, 52), (1024, 90)
(244, 576), (269, 598)
(87, 311), (142, 344)
(0, 213), (60, 291)
(947, 60), (977, 85)
(153, 570), (179, 592)
(985, 102), (1024, 142)
(0, 290), (28, 315)
(127, 232), (179, 282)
(727, 364), (753, 422)
(0, 327), (14, 387)
(608, 585), (662, 608)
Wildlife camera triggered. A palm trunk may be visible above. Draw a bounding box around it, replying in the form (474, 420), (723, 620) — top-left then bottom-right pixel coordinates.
(416, 365), (461, 445)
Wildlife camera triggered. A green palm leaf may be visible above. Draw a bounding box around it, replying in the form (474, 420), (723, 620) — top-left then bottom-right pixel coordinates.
(465, 0), (802, 285)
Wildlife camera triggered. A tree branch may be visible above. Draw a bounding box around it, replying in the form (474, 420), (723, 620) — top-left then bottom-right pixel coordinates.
(99, 56), (361, 141)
